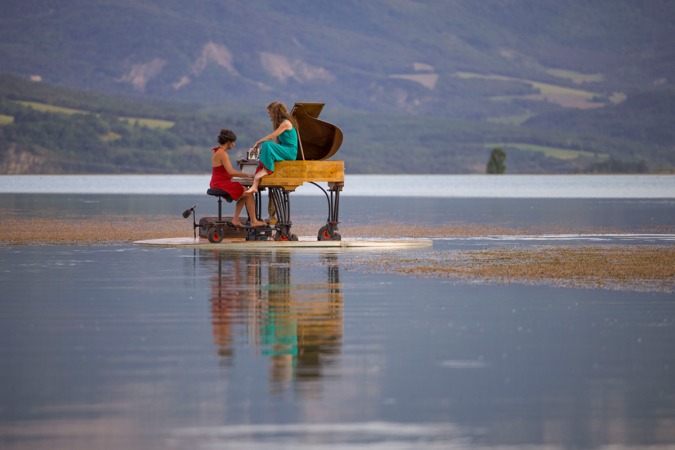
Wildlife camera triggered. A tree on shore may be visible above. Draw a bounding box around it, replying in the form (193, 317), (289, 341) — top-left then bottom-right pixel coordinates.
(486, 147), (506, 174)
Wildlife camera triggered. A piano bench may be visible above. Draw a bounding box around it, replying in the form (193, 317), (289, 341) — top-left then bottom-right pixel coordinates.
(206, 188), (234, 202)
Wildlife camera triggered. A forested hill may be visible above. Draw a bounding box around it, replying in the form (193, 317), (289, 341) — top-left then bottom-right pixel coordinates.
(2, 0), (673, 115)
(1, 74), (673, 174)
(1, 1), (674, 173)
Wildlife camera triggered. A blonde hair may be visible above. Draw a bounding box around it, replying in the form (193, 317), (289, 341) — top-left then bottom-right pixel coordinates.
(267, 101), (298, 130)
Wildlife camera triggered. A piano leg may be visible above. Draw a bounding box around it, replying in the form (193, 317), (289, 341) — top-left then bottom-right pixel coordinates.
(316, 182), (342, 241)
(255, 182), (342, 242)
(254, 190), (263, 222)
(269, 187), (298, 241)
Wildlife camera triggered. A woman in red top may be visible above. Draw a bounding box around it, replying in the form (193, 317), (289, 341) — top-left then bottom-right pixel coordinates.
(211, 129), (265, 227)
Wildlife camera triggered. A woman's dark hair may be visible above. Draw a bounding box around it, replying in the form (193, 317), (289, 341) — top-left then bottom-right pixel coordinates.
(217, 129), (237, 145)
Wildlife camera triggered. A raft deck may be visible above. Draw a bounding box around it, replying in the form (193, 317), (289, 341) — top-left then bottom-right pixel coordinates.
(135, 236), (432, 250)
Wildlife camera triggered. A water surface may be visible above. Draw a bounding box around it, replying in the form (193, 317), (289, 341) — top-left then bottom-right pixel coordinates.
(1, 177), (675, 449)
(1, 174), (674, 197)
(2, 245), (674, 449)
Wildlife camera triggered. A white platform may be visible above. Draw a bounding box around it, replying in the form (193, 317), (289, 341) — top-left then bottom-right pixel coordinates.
(134, 236), (432, 250)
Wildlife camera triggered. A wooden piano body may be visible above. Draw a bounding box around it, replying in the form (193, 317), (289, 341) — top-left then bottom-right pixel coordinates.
(259, 160), (344, 192)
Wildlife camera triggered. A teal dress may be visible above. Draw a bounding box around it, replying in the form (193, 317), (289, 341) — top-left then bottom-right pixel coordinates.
(259, 120), (297, 172)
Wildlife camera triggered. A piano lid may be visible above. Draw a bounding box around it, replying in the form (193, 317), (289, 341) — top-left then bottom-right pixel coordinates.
(291, 102), (343, 161)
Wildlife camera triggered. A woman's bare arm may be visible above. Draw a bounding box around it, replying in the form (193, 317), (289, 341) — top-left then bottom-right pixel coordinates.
(255, 120), (292, 146)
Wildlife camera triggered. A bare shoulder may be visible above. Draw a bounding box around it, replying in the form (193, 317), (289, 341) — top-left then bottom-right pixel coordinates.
(212, 147), (227, 163)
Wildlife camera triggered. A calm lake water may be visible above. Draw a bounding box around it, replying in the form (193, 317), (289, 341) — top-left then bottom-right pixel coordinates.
(2, 174), (674, 197)
(1, 175), (675, 449)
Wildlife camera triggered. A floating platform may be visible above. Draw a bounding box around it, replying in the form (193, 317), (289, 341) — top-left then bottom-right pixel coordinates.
(134, 236), (432, 250)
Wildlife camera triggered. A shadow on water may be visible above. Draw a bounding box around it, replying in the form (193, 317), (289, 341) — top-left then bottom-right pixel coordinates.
(202, 250), (343, 393)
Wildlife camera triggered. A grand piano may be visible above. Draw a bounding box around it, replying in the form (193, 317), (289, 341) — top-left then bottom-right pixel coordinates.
(204, 102), (344, 242)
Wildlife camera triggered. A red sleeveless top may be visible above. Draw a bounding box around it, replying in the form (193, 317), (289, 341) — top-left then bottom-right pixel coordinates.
(210, 147), (245, 200)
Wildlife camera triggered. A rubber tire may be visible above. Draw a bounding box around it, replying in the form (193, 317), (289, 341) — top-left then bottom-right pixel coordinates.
(274, 233), (298, 241)
(207, 226), (224, 243)
(318, 225), (341, 241)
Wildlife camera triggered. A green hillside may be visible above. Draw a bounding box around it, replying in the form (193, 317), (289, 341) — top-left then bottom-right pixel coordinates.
(1, 0), (674, 173)
(0, 74), (268, 173)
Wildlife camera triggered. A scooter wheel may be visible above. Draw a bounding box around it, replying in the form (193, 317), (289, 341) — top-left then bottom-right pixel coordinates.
(274, 233), (288, 241)
(207, 226), (224, 243)
(318, 225), (341, 241)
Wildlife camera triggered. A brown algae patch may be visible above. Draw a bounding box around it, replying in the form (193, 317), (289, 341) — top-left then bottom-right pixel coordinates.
(2, 213), (673, 246)
(0, 219), (552, 245)
(394, 245), (675, 292)
(0, 216), (187, 245)
(2, 216), (674, 292)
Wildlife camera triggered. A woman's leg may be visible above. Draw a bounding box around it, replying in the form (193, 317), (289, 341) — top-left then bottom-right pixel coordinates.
(232, 198), (246, 226)
(244, 168), (269, 195)
(244, 195), (266, 227)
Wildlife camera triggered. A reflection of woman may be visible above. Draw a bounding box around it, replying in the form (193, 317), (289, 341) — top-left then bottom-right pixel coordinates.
(210, 252), (259, 361)
(244, 102), (298, 195)
(211, 129), (265, 227)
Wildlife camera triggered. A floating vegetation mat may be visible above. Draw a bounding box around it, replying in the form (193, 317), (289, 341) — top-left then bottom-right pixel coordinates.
(2, 216), (673, 292)
(369, 245), (675, 293)
(0, 216), (672, 245)
(0, 216), (188, 246)
(0, 217), (563, 246)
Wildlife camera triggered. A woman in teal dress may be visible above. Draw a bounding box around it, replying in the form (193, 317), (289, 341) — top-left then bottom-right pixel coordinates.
(244, 101), (298, 194)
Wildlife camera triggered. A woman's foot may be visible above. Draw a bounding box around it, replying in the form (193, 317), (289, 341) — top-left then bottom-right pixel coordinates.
(250, 220), (266, 227)
(244, 186), (258, 195)
(231, 220), (244, 227)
